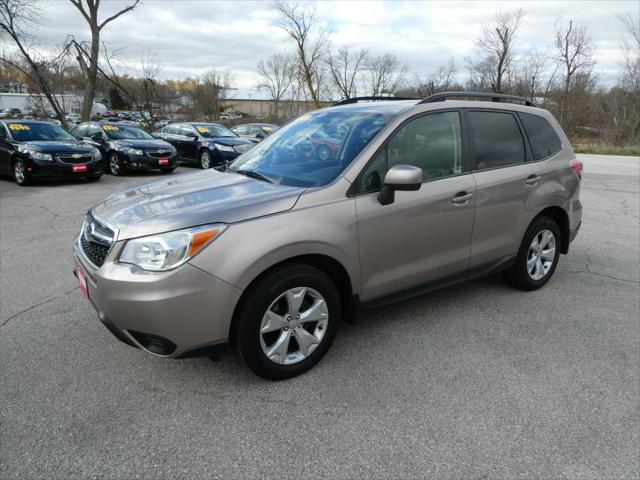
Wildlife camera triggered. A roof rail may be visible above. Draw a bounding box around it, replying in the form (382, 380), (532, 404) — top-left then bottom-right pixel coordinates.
(418, 92), (537, 107)
(332, 96), (419, 107)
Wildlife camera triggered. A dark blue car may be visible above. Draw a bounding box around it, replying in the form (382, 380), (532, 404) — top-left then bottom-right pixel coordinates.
(152, 122), (255, 169)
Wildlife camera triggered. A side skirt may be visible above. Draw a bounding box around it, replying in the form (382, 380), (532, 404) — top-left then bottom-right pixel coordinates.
(360, 254), (516, 311)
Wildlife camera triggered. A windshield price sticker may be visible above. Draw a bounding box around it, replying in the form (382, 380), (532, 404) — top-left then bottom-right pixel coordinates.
(102, 125), (119, 131)
(197, 127), (209, 133)
(8, 124), (30, 131)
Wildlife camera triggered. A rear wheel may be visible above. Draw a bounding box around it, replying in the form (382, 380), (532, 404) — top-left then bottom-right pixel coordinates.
(108, 153), (123, 176)
(232, 264), (340, 380)
(199, 149), (212, 169)
(503, 216), (561, 291)
(13, 159), (29, 186)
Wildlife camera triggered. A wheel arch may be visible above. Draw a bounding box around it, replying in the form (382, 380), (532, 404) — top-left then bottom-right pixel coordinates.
(229, 253), (355, 340)
(535, 206), (570, 254)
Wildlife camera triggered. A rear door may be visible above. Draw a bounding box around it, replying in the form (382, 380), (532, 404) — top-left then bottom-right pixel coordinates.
(467, 109), (543, 268)
(354, 110), (477, 300)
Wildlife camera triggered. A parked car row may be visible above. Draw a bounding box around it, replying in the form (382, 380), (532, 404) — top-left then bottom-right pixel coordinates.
(0, 118), (283, 185)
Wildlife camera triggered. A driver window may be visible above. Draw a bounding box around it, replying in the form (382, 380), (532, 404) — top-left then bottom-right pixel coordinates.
(358, 111), (463, 194)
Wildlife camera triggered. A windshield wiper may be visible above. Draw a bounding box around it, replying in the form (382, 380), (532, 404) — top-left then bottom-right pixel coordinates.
(233, 169), (273, 184)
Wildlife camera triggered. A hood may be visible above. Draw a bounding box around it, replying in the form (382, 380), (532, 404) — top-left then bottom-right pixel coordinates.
(92, 169), (305, 240)
(203, 137), (253, 146)
(110, 138), (172, 149)
(21, 140), (95, 153)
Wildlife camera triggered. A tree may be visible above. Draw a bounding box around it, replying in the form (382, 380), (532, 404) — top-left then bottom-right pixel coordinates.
(257, 53), (293, 120)
(327, 46), (369, 100)
(410, 59), (457, 97)
(552, 19), (595, 127)
(272, 1), (328, 108)
(513, 51), (546, 102)
(186, 70), (231, 121)
(69, 0), (139, 121)
(109, 86), (128, 110)
(0, 0), (69, 127)
(469, 9), (524, 93)
(365, 53), (407, 96)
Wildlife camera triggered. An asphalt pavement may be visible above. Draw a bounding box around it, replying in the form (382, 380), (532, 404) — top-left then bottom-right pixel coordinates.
(1, 154), (639, 479)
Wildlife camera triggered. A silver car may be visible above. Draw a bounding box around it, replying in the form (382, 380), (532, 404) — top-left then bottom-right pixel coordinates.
(73, 92), (582, 380)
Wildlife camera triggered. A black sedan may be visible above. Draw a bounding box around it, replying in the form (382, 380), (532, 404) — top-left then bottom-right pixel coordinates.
(0, 120), (103, 186)
(152, 122), (255, 169)
(71, 122), (177, 176)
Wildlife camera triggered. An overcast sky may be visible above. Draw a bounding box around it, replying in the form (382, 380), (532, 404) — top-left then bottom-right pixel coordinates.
(22, 0), (639, 88)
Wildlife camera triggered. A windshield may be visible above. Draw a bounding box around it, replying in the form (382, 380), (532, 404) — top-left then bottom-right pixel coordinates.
(101, 124), (152, 140)
(193, 124), (237, 138)
(228, 111), (392, 187)
(261, 125), (277, 134)
(7, 122), (76, 142)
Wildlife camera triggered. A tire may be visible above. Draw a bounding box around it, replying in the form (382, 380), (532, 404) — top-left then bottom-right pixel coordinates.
(108, 152), (123, 176)
(13, 159), (29, 186)
(503, 215), (561, 291)
(161, 167), (176, 174)
(232, 264), (341, 380)
(199, 149), (213, 169)
(317, 144), (331, 161)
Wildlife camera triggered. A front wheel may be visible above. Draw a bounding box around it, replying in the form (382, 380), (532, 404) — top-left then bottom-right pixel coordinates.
(108, 153), (123, 176)
(503, 216), (561, 291)
(199, 149), (213, 169)
(13, 159), (29, 186)
(232, 264), (340, 380)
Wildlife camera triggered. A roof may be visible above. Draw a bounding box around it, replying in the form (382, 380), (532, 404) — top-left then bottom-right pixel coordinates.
(321, 99), (419, 115)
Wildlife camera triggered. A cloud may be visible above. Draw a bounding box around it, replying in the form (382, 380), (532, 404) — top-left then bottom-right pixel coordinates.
(8, 0), (637, 87)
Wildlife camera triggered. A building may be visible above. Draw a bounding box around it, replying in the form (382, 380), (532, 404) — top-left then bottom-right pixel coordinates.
(0, 92), (107, 116)
(0, 81), (28, 94)
(222, 88), (330, 119)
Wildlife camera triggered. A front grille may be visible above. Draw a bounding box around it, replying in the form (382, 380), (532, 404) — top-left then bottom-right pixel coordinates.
(79, 213), (116, 267)
(146, 149), (173, 158)
(233, 144), (253, 154)
(80, 234), (110, 267)
(57, 153), (93, 164)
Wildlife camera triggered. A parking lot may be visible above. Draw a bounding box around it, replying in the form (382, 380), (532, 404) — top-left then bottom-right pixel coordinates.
(1, 155), (638, 478)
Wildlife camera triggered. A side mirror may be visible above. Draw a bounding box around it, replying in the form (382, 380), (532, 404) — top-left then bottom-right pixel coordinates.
(187, 132), (198, 140)
(378, 164), (422, 206)
(90, 133), (102, 141)
(255, 132), (265, 139)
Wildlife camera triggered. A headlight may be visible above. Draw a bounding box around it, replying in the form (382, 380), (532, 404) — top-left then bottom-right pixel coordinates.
(114, 144), (143, 156)
(213, 143), (235, 152)
(119, 224), (227, 271)
(17, 145), (52, 161)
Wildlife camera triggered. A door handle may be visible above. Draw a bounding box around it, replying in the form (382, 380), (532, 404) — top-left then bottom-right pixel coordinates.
(525, 175), (542, 185)
(452, 192), (473, 204)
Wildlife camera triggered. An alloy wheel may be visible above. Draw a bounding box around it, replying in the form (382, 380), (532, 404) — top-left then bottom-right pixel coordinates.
(200, 150), (211, 169)
(527, 229), (556, 281)
(259, 287), (329, 365)
(14, 161), (25, 184)
(109, 154), (120, 175)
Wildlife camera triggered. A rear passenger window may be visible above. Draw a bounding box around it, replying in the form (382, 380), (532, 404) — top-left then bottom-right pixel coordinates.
(519, 112), (562, 160)
(469, 111), (525, 170)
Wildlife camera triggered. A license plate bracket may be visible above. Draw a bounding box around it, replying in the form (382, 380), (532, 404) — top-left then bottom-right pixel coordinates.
(76, 264), (89, 299)
(73, 164), (88, 173)
(158, 157), (169, 166)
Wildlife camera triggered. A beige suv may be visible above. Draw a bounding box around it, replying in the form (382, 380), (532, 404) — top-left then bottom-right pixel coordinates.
(73, 93), (583, 379)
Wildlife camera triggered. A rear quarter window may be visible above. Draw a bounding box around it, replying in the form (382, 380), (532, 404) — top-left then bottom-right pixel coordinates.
(519, 112), (562, 160)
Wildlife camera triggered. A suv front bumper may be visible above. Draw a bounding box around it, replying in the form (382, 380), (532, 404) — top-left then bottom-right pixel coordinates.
(73, 236), (242, 358)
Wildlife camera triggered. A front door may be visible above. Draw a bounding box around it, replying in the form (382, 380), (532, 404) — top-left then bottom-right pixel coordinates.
(354, 110), (476, 301)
